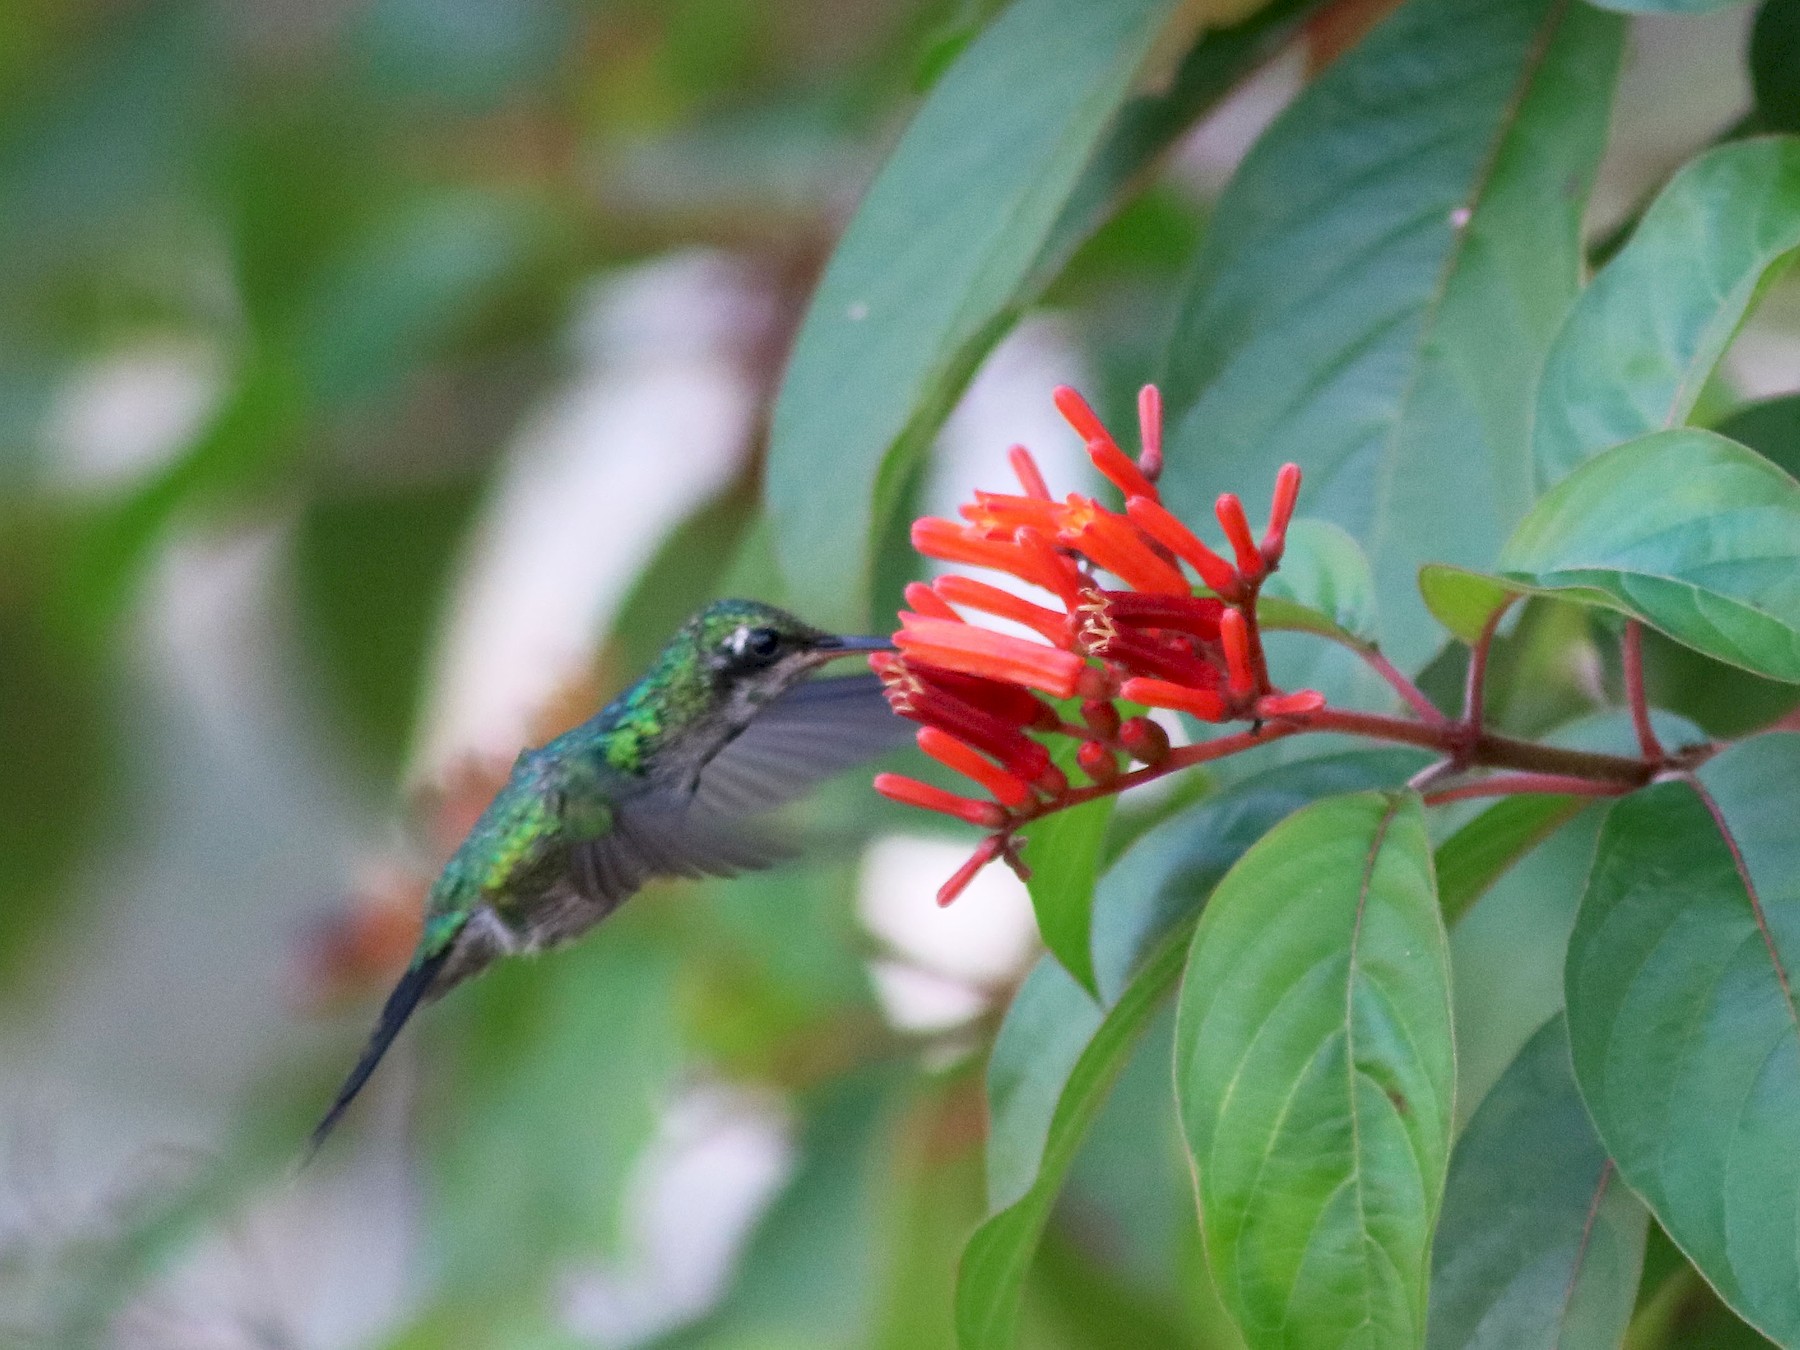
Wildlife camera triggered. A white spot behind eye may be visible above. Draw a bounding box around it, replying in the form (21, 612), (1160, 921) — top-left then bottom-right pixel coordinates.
(728, 625), (750, 657)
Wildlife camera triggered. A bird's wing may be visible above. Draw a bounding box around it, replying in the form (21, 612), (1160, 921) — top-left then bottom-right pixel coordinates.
(691, 673), (910, 818)
(566, 800), (794, 912)
(561, 674), (903, 912)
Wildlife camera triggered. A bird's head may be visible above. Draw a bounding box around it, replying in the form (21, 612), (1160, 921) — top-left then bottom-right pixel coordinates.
(690, 598), (891, 711)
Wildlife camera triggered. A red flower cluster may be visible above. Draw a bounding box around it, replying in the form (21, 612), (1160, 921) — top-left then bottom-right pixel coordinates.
(872, 384), (1318, 905)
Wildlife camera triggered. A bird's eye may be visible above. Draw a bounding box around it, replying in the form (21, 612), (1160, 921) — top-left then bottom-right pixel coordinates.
(725, 625), (783, 662)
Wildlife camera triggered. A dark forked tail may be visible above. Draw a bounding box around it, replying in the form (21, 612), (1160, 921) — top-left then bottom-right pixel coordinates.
(304, 945), (451, 1162)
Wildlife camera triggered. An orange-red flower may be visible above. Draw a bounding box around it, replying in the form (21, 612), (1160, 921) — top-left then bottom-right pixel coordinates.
(878, 384), (1319, 901)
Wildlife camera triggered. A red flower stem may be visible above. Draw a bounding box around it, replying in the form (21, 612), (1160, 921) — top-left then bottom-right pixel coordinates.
(1031, 723), (1309, 815)
(1462, 598), (1515, 748)
(1623, 620), (1663, 761)
(1421, 774), (1635, 807)
(1360, 646), (1446, 724)
(1296, 707), (1652, 784)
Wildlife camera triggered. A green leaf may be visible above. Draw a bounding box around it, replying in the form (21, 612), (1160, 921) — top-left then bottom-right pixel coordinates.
(1091, 747), (1428, 1002)
(1720, 392), (1800, 481)
(1533, 137), (1800, 489)
(1435, 794), (1588, 926)
(1176, 791), (1453, 1350)
(1565, 735), (1800, 1346)
(1428, 1015), (1648, 1350)
(1418, 565), (1520, 646)
(983, 958), (1104, 1214)
(955, 753), (1423, 1350)
(1020, 788), (1113, 996)
(1499, 429), (1800, 682)
(1157, 0), (1623, 667)
(765, 0), (1197, 630)
(956, 927), (1189, 1350)
(1258, 518), (1378, 647)
(1753, 0), (1800, 135)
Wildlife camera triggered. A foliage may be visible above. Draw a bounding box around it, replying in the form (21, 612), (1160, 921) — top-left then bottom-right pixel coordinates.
(5, 1), (1800, 1348)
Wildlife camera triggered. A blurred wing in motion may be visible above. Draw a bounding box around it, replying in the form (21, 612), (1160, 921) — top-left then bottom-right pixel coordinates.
(693, 673), (910, 817)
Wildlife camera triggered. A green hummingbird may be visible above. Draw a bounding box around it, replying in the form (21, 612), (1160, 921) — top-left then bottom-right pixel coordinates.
(309, 599), (902, 1154)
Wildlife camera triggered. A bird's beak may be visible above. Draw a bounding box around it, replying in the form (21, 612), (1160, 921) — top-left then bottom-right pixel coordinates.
(811, 633), (896, 661)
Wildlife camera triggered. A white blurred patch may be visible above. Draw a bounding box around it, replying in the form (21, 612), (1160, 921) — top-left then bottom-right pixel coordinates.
(867, 959), (992, 1034)
(415, 251), (770, 777)
(41, 339), (225, 493)
(859, 834), (1040, 987)
(563, 1081), (792, 1347)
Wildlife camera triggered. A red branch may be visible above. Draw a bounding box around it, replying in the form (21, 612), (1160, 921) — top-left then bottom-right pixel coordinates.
(1623, 620), (1663, 761)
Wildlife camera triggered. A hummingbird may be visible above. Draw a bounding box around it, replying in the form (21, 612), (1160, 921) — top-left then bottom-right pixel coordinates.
(308, 599), (903, 1155)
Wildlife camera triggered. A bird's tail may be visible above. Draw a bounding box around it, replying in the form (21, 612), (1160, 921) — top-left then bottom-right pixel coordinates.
(304, 944), (452, 1162)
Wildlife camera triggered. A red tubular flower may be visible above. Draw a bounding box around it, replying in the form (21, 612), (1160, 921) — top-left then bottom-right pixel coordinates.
(1084, 624), (1222, 689)
(874, 774), (1008, 829)
(894, 617), (1084, 699)
(888, 685), (1052, 781)
(1137, 385), (1163, 481)
(961, 491), (1062, 535)
(1256, 689), (1325, 718)
(1122, 677), (1229, 723)
(1089, 589), (1224, 641)
(1126, 496), (1240, 597)
(933, 575), (1070, 644)
(1008, 444), (1051, 500)
(1262, 463), (1302, 565)
(1057, 497), (1188, 594)
(936, 835), (1006, 907)
(1220, 608), (1258, 699)
(1215, 493), (1262, 577)
(1011, 527), (1087, 608)
(911, 518), (1076, 600)
(915, 727), (1032, 808)
(1052, 386), (1159, 502)
(903, 582), (961, 622)
(878, 386), (1332, 905)
(875, 654), (1057, 731)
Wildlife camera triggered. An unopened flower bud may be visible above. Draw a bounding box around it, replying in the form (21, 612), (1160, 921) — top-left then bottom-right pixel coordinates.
(1119, 716), (1170, 766)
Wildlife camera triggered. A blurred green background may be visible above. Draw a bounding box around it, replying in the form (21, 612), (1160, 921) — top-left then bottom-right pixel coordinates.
(0, 1), (1792, 1346)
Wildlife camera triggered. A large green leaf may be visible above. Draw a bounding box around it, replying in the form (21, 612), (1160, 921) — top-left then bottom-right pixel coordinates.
(1499, 429), (1800, 682)
(765, 0), (1290, 631)
(1435, 795), (1588, 927)
(958, 750), (1421, 1350)
(1019, 766), (1114, 996)
(956, 929), (1189, 1350)
(1533, 137), (1800, 489)
(1177, 791), (1453, 1349)
(1258, 517), (1379, 648)
(1090, 748), (1427, 1002)
(1157, 0), (1623, 667)
(1428, 1015), (1648, 1350)
(1565, 734), (1800, 1346)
